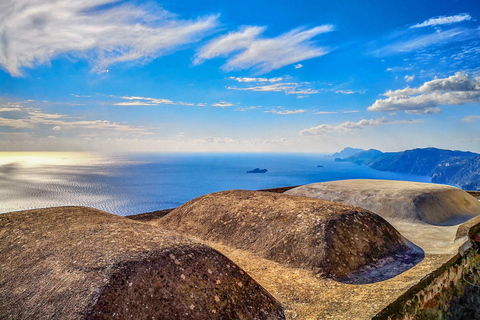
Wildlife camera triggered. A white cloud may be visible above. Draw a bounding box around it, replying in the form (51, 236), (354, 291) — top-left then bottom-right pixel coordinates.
(462, 115), (480, 122)
(113, 96), (189, 106)
(195, 25), (334, 73)
(229, 76), (284, 83)
(313, 111), (337, 114)
(235, 106), (261, 112)
(335, 90), (355, 94)
(194, 26), (265, 62)
(335, 89), (365, 95)
(0, 104), (22, 112)
(0, 101), (151, 135)
(211, 101), (234, 107)
(299, 118), (388, 135)
(410, 13), (472, 29)
(0, 0), (218, 76)
(405, 75), (415, 82)
(375, 27), (480, 57)
(228, 82), (319, 96)
(294, 64), (303, 69)
(368, 72), (480, 114)
(264, 108), (306, 115)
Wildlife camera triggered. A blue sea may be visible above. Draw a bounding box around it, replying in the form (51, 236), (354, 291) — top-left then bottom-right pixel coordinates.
(0, 152), (431, 216)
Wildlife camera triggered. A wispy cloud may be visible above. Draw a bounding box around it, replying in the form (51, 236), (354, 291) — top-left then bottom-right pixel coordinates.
(235, 106), (261, 112)
(211, 101), (234, 107)
(299, 118), (387, 135)
(113, 96), (193, 106)
(335, 89), (365, 95)
(0, 0), (218, 76)
(462, 115), (480, 122)
(228, 80), (319, 97)
(378, 28), (480, 56)
(228, 76), (284, 83)
(372, 12), (480, 59)
(195, 25), (334, 73)
(294, 64), (303, 69)
(0, 101), (151, 135)
(313, 111), (337, 114)
(264, 107), (306, 115)
(410, 13), (472, 29)
(368, 72), (480, 114)
(404, 75), (415, 82)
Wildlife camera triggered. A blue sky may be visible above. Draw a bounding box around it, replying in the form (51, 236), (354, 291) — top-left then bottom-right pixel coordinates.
(1, 0), (480, 153)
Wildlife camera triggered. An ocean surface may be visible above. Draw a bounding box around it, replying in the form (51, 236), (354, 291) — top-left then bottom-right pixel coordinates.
(0, 152), (431, 216)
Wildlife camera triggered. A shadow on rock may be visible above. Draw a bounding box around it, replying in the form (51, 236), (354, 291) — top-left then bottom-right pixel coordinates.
(335, 247), (425, 285)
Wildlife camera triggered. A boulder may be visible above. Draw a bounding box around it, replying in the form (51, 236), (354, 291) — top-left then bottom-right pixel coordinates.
(0, 206), (285, 320)
(153, 190), (417, 280)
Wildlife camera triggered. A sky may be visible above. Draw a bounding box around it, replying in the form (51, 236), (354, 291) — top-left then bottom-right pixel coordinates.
(1, 0), (480, 153)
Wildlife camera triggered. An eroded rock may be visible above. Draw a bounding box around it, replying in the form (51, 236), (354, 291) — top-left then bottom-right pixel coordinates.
(0, 206), (285, 320)
(285, 180), (480, 225)
(153, 190), (417, 280)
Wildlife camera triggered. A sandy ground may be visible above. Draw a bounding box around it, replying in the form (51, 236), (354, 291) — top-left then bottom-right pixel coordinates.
(201, 239), (453, 320)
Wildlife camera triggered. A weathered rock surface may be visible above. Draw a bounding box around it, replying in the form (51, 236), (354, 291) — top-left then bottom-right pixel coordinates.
(285, 180), (480, 225)
(0, 206), (285, 320)
(153, 190), (416, 280)
(286, 180), (480, 255)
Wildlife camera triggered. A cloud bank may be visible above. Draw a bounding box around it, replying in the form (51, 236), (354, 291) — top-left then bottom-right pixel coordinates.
(368, 73), (480, 114)
(0, 0), (218, 76)
(195, 25), (334, 73)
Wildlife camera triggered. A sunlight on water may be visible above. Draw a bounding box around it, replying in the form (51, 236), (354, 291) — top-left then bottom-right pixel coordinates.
(0, 152), (431, 216)
(0, 152), (135, 214)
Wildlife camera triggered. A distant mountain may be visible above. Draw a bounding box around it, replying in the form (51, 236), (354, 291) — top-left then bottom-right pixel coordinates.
(335, 149), (384, 165)
(431, 155), (480, 190)
(333, 147), (480, 190)
(329, 147), (365, 159)
(369, 148), (478, 176)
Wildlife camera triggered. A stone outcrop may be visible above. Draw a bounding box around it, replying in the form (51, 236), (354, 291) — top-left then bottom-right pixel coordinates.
(0, 206), (285, 320)
(153, 190), (417, 281)
(285, 180), (480, 225)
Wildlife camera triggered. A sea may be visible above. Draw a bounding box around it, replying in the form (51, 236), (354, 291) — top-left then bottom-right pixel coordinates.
(0, 152), (431, 216)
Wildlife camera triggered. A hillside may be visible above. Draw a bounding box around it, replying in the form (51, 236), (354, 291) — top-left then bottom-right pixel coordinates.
(334, 147), (480, 190)
(431, 155), (480, 190)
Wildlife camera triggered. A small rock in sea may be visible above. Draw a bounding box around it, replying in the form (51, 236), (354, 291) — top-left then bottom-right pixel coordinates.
(246, 168), (268, 173)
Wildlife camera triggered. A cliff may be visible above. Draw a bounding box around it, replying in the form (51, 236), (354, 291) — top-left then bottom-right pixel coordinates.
(431, 155), (480, 190)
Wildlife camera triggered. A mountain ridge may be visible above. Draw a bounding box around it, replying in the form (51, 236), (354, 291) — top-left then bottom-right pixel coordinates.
(333, 147), (480, 190)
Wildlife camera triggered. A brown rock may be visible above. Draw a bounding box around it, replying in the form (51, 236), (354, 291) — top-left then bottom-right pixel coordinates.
(285, 180), (480, 225)
(0, 206), (285, 320)
(153, 190), (415, 280)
